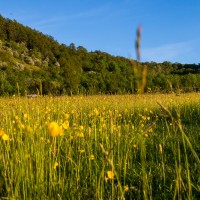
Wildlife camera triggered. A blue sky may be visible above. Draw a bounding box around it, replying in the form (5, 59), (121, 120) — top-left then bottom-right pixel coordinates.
(0, 0), (199, 64)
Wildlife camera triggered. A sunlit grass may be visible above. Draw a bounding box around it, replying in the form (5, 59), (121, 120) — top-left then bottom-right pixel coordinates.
(0, 93), (200, 199)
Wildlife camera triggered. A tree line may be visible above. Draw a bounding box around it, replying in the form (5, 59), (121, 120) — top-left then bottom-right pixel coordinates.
(0, 15), (200, 96)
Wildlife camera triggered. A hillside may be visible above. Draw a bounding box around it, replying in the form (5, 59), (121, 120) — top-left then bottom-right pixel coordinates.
(0, 15), (200, 95)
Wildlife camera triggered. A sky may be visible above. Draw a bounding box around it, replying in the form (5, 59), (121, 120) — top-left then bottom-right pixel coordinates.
(0, 0), (200, 64)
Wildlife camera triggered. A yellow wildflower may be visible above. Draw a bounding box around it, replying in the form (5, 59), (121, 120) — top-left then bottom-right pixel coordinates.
(70, 110), (75, 114)
(47, 139), (50, 144)
(79, 149), (85, 153)
(144, 133), (148, 138)
(142, 116), (146, 120)
(24, 114), (28, 119)
(79, 132), (84, 138)
(25, 125), (32, 132)
(94, 108), (99, 116)
(117, 125), (121, 130)
(75, 132), (79, 137)
(19, 123), (25, 129)
(64, 113), (70, 119)
(124, 185), (129, 192)
(107, 171), (115, 179)
(62, 121), (69, 130)
(79, 126), (84, 131)
(148, 128), (153, 133)
(89, 155), (95, 160)
(53, 162), (59, 169)
(48, 122), (63, 137)
(2, 134), (10, 141)
(141, 123), (144, 128)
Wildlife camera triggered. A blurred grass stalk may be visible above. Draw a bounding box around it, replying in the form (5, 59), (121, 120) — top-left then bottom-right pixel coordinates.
(132, 25), (147, 94)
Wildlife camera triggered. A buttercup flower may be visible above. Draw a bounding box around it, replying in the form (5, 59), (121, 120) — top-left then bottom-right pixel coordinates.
(124, 185), (129, 192)
(79, 149), (85, 153)
(79, 132), (84, 138)
(48, 122), (63, 137)
(62, 121), (69, 130)
(89, 155), (95, 160)
(79, 126), (84, 131)
(53, 162), (59, 169)
(107, 171), (114, 179)
(2, 134), (10, 141)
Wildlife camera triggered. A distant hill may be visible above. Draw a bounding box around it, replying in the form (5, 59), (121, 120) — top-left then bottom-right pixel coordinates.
(0, 15), (200, 95)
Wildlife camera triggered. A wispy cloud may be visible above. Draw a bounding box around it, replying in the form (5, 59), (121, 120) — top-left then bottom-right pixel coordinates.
(141, 40), (196, 63)
(31, 5), (110, 30)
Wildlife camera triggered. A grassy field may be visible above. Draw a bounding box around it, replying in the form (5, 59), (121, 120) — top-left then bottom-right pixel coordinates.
(0, 93), (200, 199)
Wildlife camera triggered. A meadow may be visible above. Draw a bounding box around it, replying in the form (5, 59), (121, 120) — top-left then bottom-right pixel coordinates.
(0, 93), (200, 199)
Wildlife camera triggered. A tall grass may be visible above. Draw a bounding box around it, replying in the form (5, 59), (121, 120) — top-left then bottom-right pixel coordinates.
(0, 93), (200, 199)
